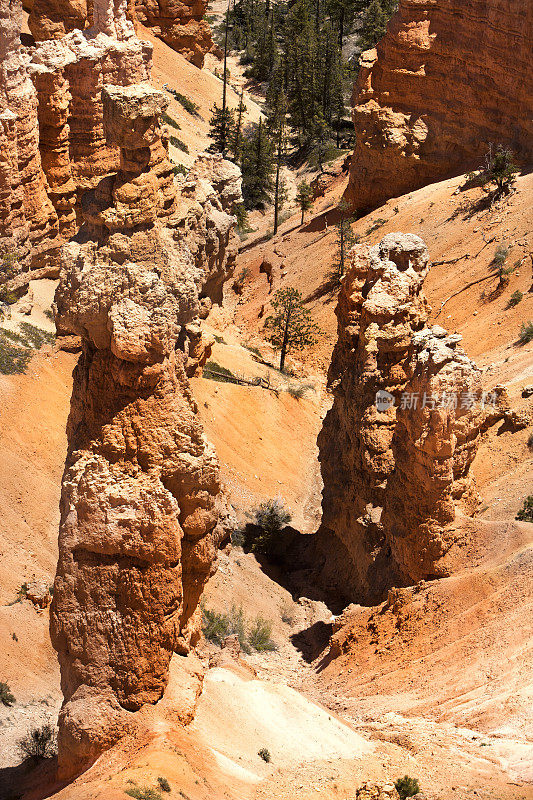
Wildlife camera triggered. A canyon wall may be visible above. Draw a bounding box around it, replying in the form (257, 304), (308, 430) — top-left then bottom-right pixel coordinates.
(0, 0), (215, 290)
(27, 0), (214, 66)
(0, 0), (60, 280)
(345, 0), (533, 211)
(316, 234), (498, 603)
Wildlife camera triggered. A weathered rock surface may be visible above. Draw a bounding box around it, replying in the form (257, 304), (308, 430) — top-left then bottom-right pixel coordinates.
(135, 0), (214, 67)
(316, 234), (501, 602)
(0, 0), (60, 278)
(344, 0), (533, 211)
(49, 65), (241, 779)
(27, 0), (214, 66)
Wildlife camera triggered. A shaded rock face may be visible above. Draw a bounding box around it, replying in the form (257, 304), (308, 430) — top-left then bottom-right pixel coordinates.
(50, 79), (241, 777)
(135, 0), (214, 67)
(316, 234), (493, 603)
(344, 0), (533, 211)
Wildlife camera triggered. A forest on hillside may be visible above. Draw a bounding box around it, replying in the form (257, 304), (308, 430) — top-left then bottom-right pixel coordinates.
(207, 0), (398, 217)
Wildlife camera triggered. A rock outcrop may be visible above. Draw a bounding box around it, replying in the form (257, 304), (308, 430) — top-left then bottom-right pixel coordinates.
(316, 234), (498, 603)
(344, 0), (533, 211)
(47, 18), (241, 777)
(27, 0), (214, 66)
(135, 0), (214, 67)
(0, 0), (60, 279)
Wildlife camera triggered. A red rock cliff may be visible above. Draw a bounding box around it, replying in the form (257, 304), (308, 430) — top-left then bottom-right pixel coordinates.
(344, 0), (533, 211)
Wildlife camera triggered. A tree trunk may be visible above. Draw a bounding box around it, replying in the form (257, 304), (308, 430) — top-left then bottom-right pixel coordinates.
(274, 122), (283, 235)
(222, 1), (230, 156)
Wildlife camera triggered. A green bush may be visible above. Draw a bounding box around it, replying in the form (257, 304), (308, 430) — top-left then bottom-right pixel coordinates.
(509, 290), (523, 307)
(0, 681), (15, 706)
(516, 496), (533, 523)
(18, 723), (57, 760)
(201, 605), (251, 653)
(0, 332), (32, 374)
(162, 112), (181, 130)
(519, 321), (533, 343)
(203, 360), (236, 383)
(168, 89), (201, 118)
(258, 747), (271, 762)
(19, 322), (54, 348)
(248, 617), (276, 651)
(394, 775), (420, 799)
(125, 787), (163, 800)
(172, 163), (187, 176)
(157, 777), (171, 793)
(248, 498), (292, 556)
(169, 135), (189, 154)
(288, 382), (314, 400)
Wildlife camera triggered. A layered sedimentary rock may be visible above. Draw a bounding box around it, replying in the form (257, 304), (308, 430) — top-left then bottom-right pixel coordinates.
(316, 234), (495, 603)
(49, 66), (241, 780)
(344, 0), (533, 211)
(0, 0), (60, 278)
(135, 0), (214, 67)
(27, 0), (214, 66)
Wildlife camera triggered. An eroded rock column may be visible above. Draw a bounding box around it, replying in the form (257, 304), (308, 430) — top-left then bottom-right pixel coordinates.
(50, 84), (238, 777)
(316, 234), (496, 603)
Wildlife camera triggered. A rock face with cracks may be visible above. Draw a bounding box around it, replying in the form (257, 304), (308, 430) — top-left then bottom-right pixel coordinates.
(316, 234), (497, 603)
(135, 0), (214, 67)
(27, 0), (213, 67)
(50, 73), (241, 778)
(344, 0), (533, 211)
(0, 0), (60, 279)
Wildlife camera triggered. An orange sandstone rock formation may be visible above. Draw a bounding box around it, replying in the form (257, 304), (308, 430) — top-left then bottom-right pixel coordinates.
(316, 234), (498, 603)
(344, 0), (533, 211)
(135, 0), (214, 67)
(0, 0), (60, 278)
(27, 0), (214, 67)
(49, 69), (241, 779)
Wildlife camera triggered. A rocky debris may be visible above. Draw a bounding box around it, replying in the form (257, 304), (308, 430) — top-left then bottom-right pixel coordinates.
(49, 53), (241, 778)
(25, 580), (52, 608)
(316, 234), (504, 601)
(522, 386), (533, 398)
(344, 0), (533, 211)
(135, 0), (214, 67)
(355, 783), (400, 800)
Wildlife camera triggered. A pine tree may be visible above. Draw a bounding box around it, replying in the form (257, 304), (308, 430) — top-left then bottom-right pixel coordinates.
(331, 200), (358, 285)
(231, 90), (247, 163)
(360, 0), (388, 49)
(208, 104), (235, 155)
(241, 117), (275, 208)
(264, 287), (320, 371)
(295, 180), (313, 225)
(273, 117), (286, 234)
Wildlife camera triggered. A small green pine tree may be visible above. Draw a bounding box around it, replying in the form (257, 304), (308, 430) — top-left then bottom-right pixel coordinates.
(295, 181), (313, 225)
(264, 286), (319, 371)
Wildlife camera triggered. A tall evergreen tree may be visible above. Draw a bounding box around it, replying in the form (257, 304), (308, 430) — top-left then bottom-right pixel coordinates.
(241, 117), (275, 208)
(331, 200), (358, 284)
(231, 90), (247, 163)
(295, 180), (313, 225)
(208, 104), (235, 155)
